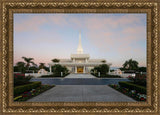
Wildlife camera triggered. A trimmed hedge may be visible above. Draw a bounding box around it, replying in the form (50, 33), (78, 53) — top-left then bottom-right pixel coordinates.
(118, 81), (146, 94)
(102, 74), (121, 78)
(41, 74), (55, 77)
(41, 73), (70, 77)
(14, 82), (41, 96)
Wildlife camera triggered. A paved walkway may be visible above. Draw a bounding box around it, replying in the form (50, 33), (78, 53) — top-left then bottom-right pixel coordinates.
(65, 73), (96, 78)
(27, 85), (136, 102)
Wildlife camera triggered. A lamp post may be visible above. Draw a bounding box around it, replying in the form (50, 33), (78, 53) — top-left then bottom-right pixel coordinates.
(61, 72), (63, 77)
(98, 72), (100, 77)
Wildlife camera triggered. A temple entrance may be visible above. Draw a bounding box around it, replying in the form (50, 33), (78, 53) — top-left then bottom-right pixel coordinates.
(77, 67), (83, 73)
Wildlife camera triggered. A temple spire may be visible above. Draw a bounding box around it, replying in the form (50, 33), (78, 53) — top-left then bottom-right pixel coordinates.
(77, 32), (83, 54)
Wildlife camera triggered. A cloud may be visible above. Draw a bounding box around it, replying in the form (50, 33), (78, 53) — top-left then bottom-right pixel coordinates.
(48, 15), (68, 26)
(14, 15), (47, 32)
(31, 32), (63, 44)
(14, 14), (146, 67)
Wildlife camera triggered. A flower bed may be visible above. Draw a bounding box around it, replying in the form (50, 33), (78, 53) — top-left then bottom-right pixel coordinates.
(14, 81), (41, 96)
(14, 84), (55, 101)
(118, 81), (146, 94)
(109, 84), (146, 101)
(127, 74), (146, 86)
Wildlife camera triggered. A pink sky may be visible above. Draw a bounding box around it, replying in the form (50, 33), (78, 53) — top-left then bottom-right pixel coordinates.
(14, 13), (146, 67)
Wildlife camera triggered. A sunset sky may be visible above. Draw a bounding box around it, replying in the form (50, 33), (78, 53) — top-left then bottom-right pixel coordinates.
(14, 13), (146, 67)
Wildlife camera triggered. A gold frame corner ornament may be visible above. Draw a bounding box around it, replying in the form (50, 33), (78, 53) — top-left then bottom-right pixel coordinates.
(0, 0), (159, 114)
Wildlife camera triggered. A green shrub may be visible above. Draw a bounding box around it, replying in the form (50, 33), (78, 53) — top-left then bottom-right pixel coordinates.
(41, 73), (70, 78)
(41, 74), (54, 77)
(14, 81), (41, 96)
(51, 64), (69, 77)
(118, 81), (146, 94)
(101, 74), (121, 78)
(91, 64), (109, 75)
(14, 73), (32, 86)
(131, 73), (146, 86)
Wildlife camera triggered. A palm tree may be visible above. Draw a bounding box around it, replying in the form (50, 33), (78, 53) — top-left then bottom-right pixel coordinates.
(16, 61), (25, 67)
(22, 57), (35, 70)
(52, 58), (60, 63)
(123, 59), (139, 70)
(16, 61), (26, 73)
(39, 63), (45, 69)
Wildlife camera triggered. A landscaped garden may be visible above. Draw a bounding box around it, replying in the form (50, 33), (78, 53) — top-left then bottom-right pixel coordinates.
(41, 64), (70, 78)
(90, 64), (121, 78)
(14, 73), (55, 101)
(14, 57), (70, 78)
(109, 73), (146, 101)
(89, 59), (147, 101)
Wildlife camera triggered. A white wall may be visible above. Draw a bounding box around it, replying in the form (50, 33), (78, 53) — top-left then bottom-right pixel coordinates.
(25, 73), (52, 78)
(109, 73), (135, 78)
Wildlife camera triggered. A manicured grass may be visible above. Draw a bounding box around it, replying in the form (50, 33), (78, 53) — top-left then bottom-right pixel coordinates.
(14, 84), (55, 101)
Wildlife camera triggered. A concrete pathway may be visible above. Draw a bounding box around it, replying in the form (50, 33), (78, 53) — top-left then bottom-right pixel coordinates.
(27, 85), (136, 102)
(65, 73), (96, 78)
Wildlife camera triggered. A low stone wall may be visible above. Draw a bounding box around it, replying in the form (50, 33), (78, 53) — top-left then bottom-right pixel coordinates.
(25, 73), (52, 78)
(109, 73), (135, 78)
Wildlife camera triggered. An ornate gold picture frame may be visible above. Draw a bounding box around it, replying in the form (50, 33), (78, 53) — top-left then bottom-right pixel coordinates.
(0, 0), (159, 114)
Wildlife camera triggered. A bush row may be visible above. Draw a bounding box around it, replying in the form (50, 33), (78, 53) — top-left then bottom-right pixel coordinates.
(128, 73), (146, 86)
(103, 74), (121, 78)
(41, 73), (70, 78)
(14, 73), (32, 86)
(118, 81), (146, 94)
(40, 74), (55, 77)
(91, 73), (121, 78)
(14, 82), (41, 96)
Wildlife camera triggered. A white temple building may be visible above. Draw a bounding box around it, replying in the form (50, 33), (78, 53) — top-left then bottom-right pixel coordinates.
(48, 32), (111, 74)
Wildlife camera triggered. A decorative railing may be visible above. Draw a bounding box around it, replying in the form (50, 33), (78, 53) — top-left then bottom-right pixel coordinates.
(48, 62), (112, 66)
(70, 54), (90, 58)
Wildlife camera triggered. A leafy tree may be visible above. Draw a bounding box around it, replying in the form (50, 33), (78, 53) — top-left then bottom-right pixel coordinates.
(17, 61), (25, 67)
(91, 64), (109, 76)
(38, 63), (49, 72)
(29, 66), (38, 73)
(93, 66), (101, 73)
(119, 67), (125, 71)
(39, 63), (45, 69)
(22, 57), (35, 71)
(52, 58), (60, 63)
(99, 64), (109, 75)
(52, 64), (69, 76)
(101, 60), (106, 63)
(43, 66), (49, 72)
(138, 67), (146, 72)
(122, 59), (139, 71)
(14, 61), (26, 73)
